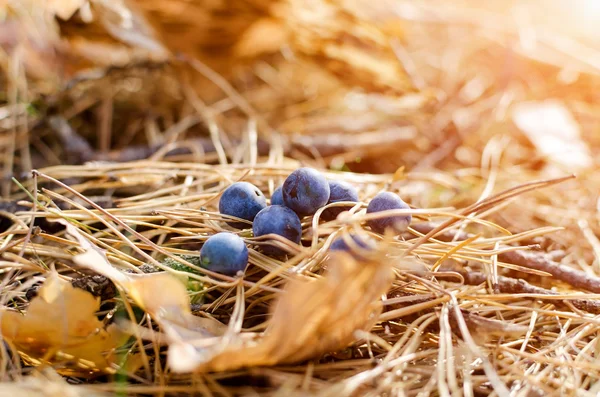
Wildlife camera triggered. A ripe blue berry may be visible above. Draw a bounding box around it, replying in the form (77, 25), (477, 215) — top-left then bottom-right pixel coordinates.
(282, 167), (330, 216)
(200, 232), (248, 275)
(321, 180), (359, 221)
(366, 192), (412, 234)
(252, 205), (302, 256)
(219, 182), (267, 229)
(271, 186), (284, 206)
(330, 233), (375, 254)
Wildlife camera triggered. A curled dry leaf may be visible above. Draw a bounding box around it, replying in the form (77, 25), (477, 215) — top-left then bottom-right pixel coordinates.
(60, 221), (227, 339)
(181, 250), (394, 372)
(0, 273), (128, 376)
(62, 221), (394, 373)
(61, 0), (169, 67)
(233, 0), (414, 94)
(282, 0), (414, 94)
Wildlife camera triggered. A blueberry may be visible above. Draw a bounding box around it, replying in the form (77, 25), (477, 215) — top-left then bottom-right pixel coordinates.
(200, 232), (248, 275)
(219, 182), (267, 229)
(321, 180), (359, 221)
(282, 167), (330, 216)
(252, 205), (302, 256)
(271, 186), (284, 206)
(366, 192), (412, 234)
(330, 234), (375, 255)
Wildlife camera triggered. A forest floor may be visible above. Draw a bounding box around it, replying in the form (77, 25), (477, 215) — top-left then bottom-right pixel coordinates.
(1, 1), (600, 396)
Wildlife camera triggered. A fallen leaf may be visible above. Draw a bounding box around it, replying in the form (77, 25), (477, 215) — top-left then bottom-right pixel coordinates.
(61, 221), (228, 347)
(169, 250), (394, 373)
(0, 273), (128, 376)
(62, 220), (394, 373)
(512, 100), (593, 171)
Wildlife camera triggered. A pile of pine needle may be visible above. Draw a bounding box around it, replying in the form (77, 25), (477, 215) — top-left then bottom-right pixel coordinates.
(1, 0), (600, 395)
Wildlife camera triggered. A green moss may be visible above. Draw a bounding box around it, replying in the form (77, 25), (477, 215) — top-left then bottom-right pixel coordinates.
(161, 254), (204, 275)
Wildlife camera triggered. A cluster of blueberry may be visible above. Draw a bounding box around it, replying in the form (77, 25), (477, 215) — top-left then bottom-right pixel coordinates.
(199, 167), (412, 275)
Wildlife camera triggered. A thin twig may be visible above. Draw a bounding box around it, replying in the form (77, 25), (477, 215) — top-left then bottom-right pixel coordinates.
(405, 174), (575, 256)
(413, 221), (600, 293)
(453, 268), (600, 315)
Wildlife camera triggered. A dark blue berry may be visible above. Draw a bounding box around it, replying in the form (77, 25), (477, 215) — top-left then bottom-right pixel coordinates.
(321, 180), (359, 221)
(282, 167), (330, 216)
(271, 186), (284, 206)
(252, 205), (302, 256)
(366, 192), (412, 234)
(219, 182), (267, 229)
(200, 232), (248, 275)
(330, 234), (375, 255)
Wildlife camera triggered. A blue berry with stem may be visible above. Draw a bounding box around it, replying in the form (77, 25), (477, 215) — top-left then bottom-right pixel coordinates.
(271, 186), (284, 206)
(200, 232), (248, 275)
(282, 167), (330, 216)
(366, 192), (412, 234)
(219, 182), (267, 229)
(321, 180), (359, 221)
(252, 205), (302, 256)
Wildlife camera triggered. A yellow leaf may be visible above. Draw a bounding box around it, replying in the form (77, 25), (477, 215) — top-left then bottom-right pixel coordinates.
(61, 220), (227, 343)
(0, 273), (129, 376)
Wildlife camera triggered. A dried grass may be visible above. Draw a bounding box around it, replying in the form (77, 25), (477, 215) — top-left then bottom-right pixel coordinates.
(1, 0), (600, 395)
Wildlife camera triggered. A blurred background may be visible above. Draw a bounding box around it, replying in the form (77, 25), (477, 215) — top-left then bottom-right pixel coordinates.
(1, 0), (599, 238)
(2, 0), (599, 173)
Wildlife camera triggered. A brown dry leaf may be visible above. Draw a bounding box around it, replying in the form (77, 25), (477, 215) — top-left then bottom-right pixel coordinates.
(278, 0), (414, 94)
(93, 0), (169, 57)
(59, 0), (169, 68)
(228, 0), (414, 94)
(0, 273), (128, 376)
(60, 221), (228, 344)
(62, 221), (394, 373)
(1, 0), (167, 98)
(168, 250), (394, 373)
